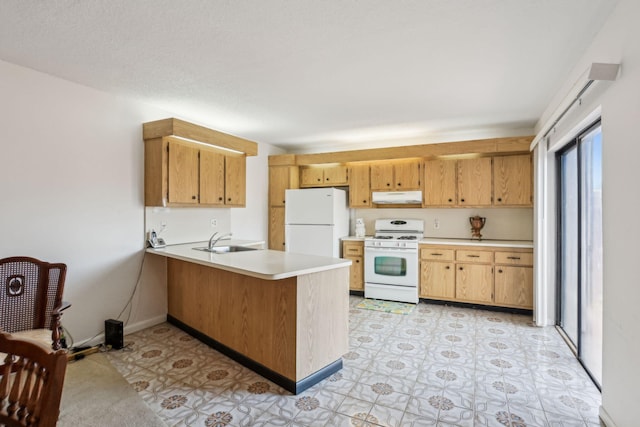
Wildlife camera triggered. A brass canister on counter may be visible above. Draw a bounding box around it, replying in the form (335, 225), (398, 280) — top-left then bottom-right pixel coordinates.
(469, 216), (486, 240)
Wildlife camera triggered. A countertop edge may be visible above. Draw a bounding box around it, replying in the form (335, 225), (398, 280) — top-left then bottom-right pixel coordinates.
(146, 245), (351, 280)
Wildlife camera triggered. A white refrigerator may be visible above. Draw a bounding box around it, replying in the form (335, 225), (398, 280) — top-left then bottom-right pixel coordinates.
(285, 188), (349, 257)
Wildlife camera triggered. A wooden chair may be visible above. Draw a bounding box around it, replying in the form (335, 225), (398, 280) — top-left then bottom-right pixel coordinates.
(0, 257), (69, 351)
(0, 332), (67, 427)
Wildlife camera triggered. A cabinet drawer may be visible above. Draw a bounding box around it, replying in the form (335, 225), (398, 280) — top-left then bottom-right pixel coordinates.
(456, 250), (493, 263)
(420, 248), (454, 261)
(495, 251), (533, 266)
(343, 242), (364, 256)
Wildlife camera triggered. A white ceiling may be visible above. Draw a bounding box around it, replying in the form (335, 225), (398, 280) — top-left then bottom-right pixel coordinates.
(0, 1), (619, 152)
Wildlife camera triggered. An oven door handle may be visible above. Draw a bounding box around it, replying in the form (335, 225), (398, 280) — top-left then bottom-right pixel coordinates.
(364, 247), (417, 254)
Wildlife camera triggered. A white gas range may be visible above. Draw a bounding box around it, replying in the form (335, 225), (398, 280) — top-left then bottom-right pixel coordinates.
(364, 219), (424, 304)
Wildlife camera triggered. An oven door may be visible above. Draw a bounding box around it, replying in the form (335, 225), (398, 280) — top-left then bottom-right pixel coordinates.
(364, 246), (418, 287)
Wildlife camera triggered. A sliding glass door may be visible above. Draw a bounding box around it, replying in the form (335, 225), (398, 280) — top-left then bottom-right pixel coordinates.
(557, 120), (603, 387)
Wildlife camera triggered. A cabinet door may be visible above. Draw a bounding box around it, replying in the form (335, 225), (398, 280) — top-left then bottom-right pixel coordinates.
(200, 150), (225, 205)
(455, 263), (493, 303)
(269, 166), (298, 206)
(224, 155), (246, 206)
(324, 165), (348, 185)
(167, 141), (199, 204)
(348, 164), (371, 207)
(370, 163), (395, 190)
(423, 159), (456, 206)
(269, 207), (286, 250)
(394, 160), (421, 190)
(495, 266), (533, 309)
(457, 157), (492, 206)
(300, 167), (324, 187)
(347, 256), (364, 291)
(493, 154), (533, 206)
(420, 261), (455, 299)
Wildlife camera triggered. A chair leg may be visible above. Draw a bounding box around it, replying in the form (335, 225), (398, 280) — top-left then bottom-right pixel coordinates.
(51, 310), (62, 351)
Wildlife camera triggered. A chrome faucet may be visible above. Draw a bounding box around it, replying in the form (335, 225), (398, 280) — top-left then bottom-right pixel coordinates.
(208, 232), (232, 250)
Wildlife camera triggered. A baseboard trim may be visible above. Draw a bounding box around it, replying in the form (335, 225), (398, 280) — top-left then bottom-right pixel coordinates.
(599, 405), (617, 427)
(124, 315), (167, 336)
(73, 315), (167, 348)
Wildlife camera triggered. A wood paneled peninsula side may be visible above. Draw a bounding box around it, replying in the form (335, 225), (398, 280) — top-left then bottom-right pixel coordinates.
(147, 243), (350, 394)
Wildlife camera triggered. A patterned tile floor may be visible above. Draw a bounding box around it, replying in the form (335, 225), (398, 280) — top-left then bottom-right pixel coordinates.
(105, 296), (601, 426)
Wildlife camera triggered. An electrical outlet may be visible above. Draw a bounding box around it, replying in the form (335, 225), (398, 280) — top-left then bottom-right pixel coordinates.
(434, 218), (440, 229)
(210, 219), (218, 227)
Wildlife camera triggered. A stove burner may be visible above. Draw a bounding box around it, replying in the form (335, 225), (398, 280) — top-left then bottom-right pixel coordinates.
(374, 236), (393, 239)
(398, 236), (417, 240)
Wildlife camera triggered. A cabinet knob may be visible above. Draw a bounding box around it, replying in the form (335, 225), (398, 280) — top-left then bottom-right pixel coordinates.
(355, 260), (360, 263)
(219, 197), (223, 201)
(498, 269), (503, 273)
(228, 198), (232, 202)
(448, 198), (453, 202)
(459, 267), (463, 271)
(445, 266), (450, 270)
(363, 200), (367, 203)
(397, 183), (401, 187)
(192, 195), (197, 200)
(317, 178), (321, 182)
(326, 177), (329, 181)
(460, 198), (465, 202)
(497, 198), (502, 202)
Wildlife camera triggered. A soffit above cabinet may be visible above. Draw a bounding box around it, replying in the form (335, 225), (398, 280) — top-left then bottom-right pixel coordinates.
(143, 118), (258, 156)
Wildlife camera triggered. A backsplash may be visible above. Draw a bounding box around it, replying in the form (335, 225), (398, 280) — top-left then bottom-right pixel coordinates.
(351, 207), (533, 241)
(145, 207), (231, 246)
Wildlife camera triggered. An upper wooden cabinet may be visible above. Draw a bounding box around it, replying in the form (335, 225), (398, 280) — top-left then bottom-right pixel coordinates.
(424, 154), (532, 208)
(348, 164), (371, 208)
(143, 118), (257, 208)
(269, 165), (299, 207)
(223, 155), (246, 206)
(199, 151), (245, 206)
(493, 154), (533, 206)
(457, 157), (493, 206)
(145, 137), (246, 207)
(166, 139), (200, 205)
(299, 165), (348, 187)
(370, 160), (421, 191)
(423, 159), (457, 207)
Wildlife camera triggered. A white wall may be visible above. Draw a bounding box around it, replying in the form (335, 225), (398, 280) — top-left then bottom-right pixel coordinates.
(353, 207), (533, 241)
(0, 59), (279, 347)
(535, 0), (640, 425)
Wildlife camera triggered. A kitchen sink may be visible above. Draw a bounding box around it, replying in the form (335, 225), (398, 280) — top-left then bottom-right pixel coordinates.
(193, 245), (259, 254)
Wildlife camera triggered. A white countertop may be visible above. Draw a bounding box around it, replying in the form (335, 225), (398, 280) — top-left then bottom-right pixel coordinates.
(146, 240), (351, 280)
(419, 238), (533, 248)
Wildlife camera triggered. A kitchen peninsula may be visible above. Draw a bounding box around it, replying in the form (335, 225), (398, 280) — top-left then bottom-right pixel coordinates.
(147, 242), (351, 394)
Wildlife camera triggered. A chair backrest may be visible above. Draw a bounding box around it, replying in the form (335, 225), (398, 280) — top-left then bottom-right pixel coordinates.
(0, 257), (66, 334)
(0, 332), (67, 427)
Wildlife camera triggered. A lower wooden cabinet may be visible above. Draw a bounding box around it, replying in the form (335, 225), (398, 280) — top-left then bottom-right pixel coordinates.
(342, 241), (364, 291)
(455, 263), (494, 304)
(420, 261), (455, 299)
(419, 244), (533, 309)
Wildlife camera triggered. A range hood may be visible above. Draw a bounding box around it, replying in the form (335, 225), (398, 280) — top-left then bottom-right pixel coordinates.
(371, 191), (422, 205)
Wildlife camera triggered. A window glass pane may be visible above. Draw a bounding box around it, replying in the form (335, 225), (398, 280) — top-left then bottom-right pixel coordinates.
(560, 146), (579, 346)
(580, 124), (603, 386)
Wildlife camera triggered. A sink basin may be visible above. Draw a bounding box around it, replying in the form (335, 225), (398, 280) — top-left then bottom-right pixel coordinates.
(193, 245), (258, 254)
